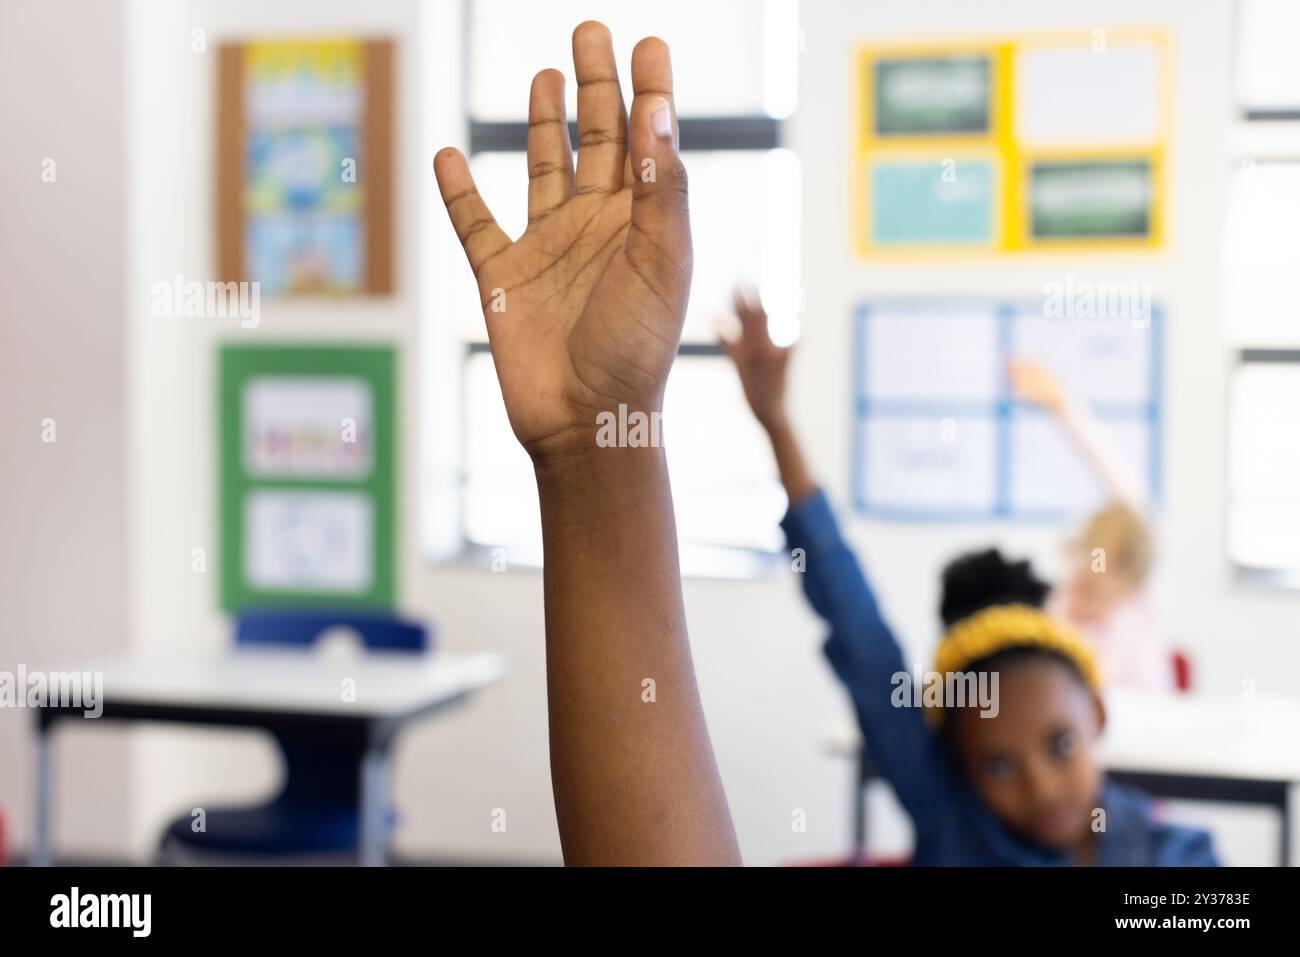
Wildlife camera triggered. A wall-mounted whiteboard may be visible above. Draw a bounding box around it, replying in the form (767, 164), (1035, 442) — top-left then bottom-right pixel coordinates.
(851, 301), (1161, 521)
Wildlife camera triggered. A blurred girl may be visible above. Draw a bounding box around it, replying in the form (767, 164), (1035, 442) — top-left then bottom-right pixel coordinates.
(721, 289), (1214, 864)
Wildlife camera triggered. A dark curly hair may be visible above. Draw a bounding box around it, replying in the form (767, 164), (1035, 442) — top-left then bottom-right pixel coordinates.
(938, 548), (1051, 627)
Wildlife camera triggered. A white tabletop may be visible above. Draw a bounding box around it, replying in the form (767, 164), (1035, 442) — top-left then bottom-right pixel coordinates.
(823, 689), (1300, 784)
(1099, 690), (1300, 782)
(68, 648), (507, 721)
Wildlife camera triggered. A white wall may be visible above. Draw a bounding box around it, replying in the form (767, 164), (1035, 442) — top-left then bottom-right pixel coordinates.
(0, 0), (134, 860)
(797, 0), (1248, 686)
(120, 0), (1298, 867)
(124, 0), (444, 857)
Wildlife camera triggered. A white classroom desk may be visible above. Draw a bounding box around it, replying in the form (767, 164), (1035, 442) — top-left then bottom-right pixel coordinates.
(30, 648), (507, 867)
(824, 690), (1300, 865)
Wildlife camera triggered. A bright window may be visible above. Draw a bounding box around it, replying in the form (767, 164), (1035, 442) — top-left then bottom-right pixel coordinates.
(1226, 1), (1300, 582)
(445, 0), (801, 575)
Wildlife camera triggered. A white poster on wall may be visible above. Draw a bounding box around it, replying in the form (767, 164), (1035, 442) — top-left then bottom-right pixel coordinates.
(243, 376), (373, 480)
(244, 489), (373, 592)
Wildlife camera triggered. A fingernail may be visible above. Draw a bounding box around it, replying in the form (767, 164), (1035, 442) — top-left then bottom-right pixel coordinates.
(651, 99), (673, 139)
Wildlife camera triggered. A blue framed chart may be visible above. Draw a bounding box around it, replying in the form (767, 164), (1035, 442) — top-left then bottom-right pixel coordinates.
(850, 300), (1162, 522)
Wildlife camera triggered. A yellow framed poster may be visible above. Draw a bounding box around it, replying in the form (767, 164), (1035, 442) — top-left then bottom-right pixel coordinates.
(853, 28), (1171, 258)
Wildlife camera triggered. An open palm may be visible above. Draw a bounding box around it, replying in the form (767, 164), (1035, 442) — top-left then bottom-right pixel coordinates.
(434, 22), (690, 460)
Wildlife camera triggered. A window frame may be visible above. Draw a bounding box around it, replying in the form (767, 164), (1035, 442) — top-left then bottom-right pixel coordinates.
(1225, 1), (1300, 588)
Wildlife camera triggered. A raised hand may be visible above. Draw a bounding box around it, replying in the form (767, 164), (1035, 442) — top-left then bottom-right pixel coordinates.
(722, 286), (793, 430)
(434, 22), (690, 461)
(1007, 360), (1067, 415)
(720, 285), (814, 506)
(434, 21), (739, 866)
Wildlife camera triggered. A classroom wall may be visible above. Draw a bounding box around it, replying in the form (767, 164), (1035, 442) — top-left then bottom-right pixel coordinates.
(123, 0), (436, 857)
(0, 0), (134, 859)
(119, 0), (1296, 867)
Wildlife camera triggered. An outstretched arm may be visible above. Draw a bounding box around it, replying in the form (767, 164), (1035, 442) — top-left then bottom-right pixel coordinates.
(434, 22), (739, 866)
(721, 288), (952, 824)
(1007, 360), (1147, 510)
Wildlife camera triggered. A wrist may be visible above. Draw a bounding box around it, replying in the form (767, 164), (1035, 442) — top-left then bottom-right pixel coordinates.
(757, 405), (789, 432)
(761, 409), (794, 441)
(534, 447), (672, 537)
(533, 441), (669, 517)
(524, 397), (669, 463)
(523, 423), (605, 468)
(1050, 396), (1077, 422)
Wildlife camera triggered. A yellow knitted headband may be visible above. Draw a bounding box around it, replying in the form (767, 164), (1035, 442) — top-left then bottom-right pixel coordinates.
(928, 604), (1101, 724)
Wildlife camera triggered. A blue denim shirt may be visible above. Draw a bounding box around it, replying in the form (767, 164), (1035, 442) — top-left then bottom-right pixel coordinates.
(783, 489), (1219, 866)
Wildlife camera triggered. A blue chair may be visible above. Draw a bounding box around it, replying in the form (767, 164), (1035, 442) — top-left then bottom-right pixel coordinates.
(160, 610), (429, 862)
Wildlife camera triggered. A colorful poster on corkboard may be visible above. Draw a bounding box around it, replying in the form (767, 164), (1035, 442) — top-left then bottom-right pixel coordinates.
(217, 38), (394, 295)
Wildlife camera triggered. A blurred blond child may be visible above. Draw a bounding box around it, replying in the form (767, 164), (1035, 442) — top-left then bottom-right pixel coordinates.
(1008, 361), (1172, 691)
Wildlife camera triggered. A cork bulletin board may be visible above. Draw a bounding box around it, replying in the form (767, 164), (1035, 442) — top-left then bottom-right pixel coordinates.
(216, 38), (394, 295)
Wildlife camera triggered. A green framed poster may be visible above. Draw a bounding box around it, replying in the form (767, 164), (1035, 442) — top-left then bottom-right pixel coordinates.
(219, 344), (395, 610)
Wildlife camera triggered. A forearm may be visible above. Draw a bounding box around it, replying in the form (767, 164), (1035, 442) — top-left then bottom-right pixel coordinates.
(763, 414), (817, 506)
(781, 490), (949, 820)
(1057, 400), (1146, 510)
(534, 444), (740, 866)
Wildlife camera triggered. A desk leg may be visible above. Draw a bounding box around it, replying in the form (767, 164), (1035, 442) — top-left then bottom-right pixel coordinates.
(359, 744), (388, 867)
(853, 748), (867, 861)
(32, 716), (52, 867)
(1286, 783), (1299, 868)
